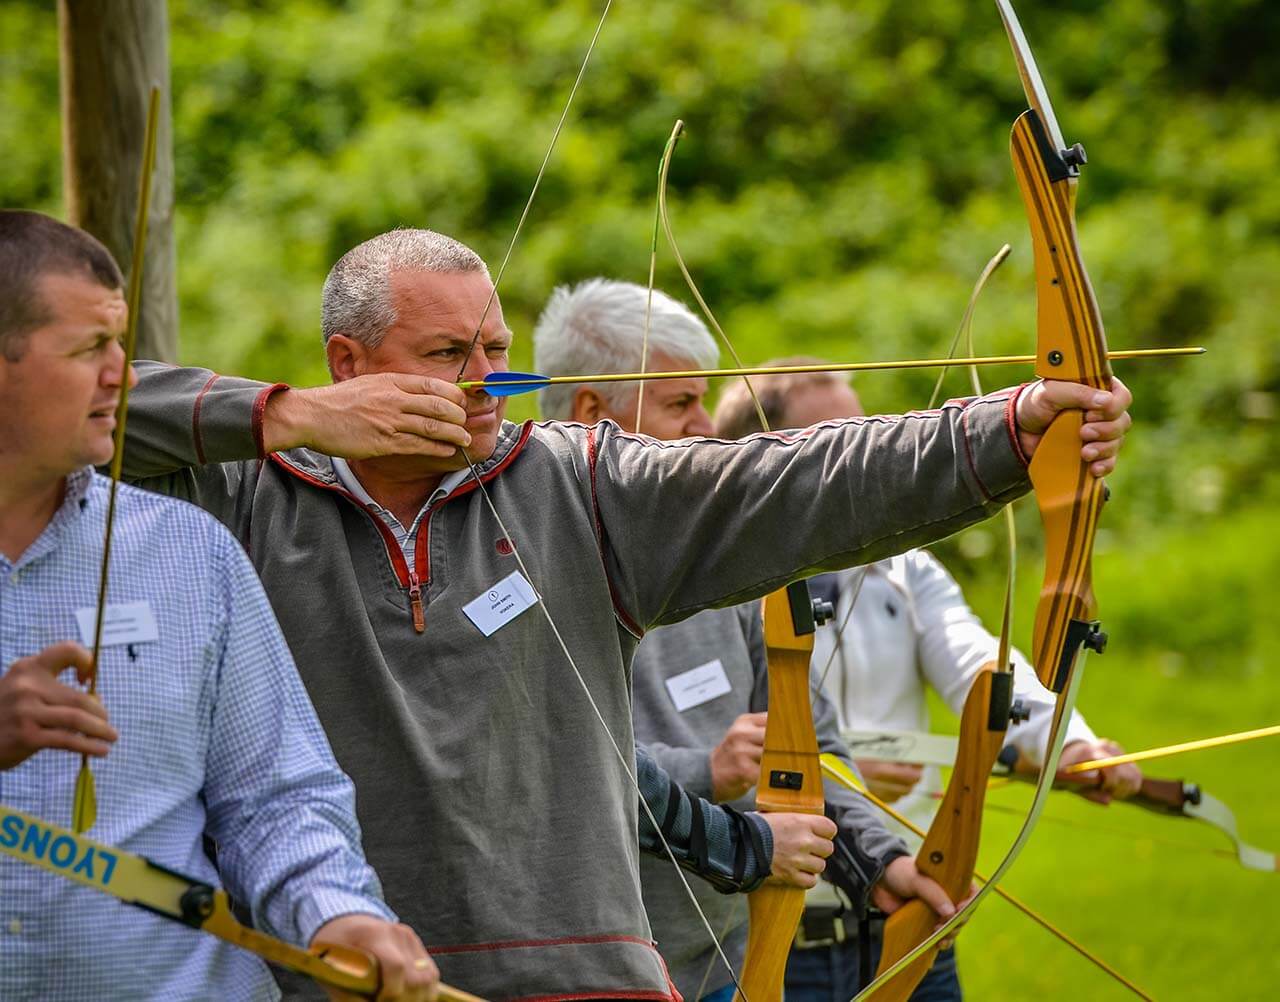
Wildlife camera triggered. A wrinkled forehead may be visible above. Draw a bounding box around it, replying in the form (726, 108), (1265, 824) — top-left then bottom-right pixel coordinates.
(388, 267), (507, 335)
(35, 271), (127, 335)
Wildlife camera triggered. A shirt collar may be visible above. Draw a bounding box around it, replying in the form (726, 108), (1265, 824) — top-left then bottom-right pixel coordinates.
(329, 458), (469, 516)
(2, 467), (99, 571)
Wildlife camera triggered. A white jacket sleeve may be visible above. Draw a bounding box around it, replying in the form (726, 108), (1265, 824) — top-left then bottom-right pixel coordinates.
(905, 550), (1097, 766)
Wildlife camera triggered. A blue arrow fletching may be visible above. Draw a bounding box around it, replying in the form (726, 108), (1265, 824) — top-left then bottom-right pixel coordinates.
(476, 371), (551, 397)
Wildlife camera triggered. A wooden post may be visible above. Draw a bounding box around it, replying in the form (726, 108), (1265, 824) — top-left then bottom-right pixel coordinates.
(59, 0), (178, 362)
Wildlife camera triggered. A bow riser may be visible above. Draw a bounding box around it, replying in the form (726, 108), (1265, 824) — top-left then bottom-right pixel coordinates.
(1012, 108), (1112, 694)
(1028, 425), (1105, 692)
(873, 666), (1013, 1001)
(735, 584), (826, 1002)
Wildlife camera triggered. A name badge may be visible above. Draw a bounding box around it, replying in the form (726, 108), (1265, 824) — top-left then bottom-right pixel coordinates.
(665, 658), (732, 712)
(73, 601), (159, 648)
(462, 571), (538, 637)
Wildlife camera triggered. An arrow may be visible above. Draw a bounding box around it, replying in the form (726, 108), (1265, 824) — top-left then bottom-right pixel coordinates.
(461, 347), (1204, 397)
(1060, 723), (1280, 775)
(73, 84), (161, 834)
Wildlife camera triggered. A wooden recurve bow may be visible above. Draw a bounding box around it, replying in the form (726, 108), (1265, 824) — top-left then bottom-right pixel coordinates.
(858, 1), (1115, 995)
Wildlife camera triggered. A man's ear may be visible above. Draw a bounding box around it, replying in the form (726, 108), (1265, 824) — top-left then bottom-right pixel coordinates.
(326, 334), (366, 382)
(569, 386), (606, 425)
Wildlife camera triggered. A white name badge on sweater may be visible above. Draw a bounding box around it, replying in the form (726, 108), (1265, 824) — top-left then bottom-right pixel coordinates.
(73, 601), (159, 648)
(665, 658), (732, 712)
(462, 571), (538, 637)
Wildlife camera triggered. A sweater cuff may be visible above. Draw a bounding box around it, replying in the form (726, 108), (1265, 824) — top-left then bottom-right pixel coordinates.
(740, 811), (775, 892)
(959, 388), (1033, 503)
(252, 383), (291, 459)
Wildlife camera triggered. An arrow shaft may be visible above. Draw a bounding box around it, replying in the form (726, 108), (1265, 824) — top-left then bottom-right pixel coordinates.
(462, 346), (1203, 392)
(1062, 723), (1280, 775)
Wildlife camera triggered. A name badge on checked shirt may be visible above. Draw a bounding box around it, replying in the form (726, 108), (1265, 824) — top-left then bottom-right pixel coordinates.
(462, 571), (538, 637)
(73, 601), (160, 648)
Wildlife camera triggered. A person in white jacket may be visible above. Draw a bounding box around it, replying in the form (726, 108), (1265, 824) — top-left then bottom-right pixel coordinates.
(713, 360), (1143, 1002)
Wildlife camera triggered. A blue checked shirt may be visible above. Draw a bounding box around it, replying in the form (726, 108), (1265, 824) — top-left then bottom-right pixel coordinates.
(0, 470), (394, 1001)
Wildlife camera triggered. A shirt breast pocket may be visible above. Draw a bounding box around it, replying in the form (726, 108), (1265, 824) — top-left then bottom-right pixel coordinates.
(91, 643), (209, 780)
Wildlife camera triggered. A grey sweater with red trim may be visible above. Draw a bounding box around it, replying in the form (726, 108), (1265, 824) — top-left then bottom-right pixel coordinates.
(123, 362), (1029, 1001)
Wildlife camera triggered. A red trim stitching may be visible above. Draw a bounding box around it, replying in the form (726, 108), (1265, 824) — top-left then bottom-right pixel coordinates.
(435, 422), (534, 506)
(426, 932), (677, 1002)
(252, 383), (290, 459)
(1006, 384), (1032, 467)
(191, 374), (219, 465)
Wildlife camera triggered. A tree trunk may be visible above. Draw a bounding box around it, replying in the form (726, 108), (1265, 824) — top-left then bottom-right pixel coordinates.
(59, 0), (178, 362)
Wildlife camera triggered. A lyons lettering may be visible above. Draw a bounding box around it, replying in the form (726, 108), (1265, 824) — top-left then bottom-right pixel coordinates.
(0, 811), (118, 886)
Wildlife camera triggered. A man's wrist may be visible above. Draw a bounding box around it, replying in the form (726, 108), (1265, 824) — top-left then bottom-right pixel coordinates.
(262, 387), (312, 453)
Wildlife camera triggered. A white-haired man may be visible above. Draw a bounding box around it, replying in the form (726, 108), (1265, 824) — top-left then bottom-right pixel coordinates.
(121, 228), (1132, 1001)
(533, 279), (964, 1001)
(715, 362), (1144, 1002)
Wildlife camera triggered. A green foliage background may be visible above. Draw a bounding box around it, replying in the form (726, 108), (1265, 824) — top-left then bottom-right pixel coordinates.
(2, 1), (1277, 997)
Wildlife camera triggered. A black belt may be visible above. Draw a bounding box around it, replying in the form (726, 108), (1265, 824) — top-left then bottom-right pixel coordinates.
(793, 904), (888, 951)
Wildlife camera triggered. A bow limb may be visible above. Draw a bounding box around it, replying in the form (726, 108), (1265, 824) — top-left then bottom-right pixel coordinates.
(734, 582), (832, 1001)
(864, 245), (1026, 1001)
(71, 85), (161, 835)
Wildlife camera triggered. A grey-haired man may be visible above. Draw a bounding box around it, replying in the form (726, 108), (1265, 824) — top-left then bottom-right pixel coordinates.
(122, 228), (1131, 1000)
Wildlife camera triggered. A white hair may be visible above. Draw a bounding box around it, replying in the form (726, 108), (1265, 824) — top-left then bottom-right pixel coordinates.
(532, 279), (719, 420)
(321, 228), (487, 347)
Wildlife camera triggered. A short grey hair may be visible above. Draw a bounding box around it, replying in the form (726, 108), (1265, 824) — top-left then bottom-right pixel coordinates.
(321, 228), (487, 347)
(532, 278), (719, 420)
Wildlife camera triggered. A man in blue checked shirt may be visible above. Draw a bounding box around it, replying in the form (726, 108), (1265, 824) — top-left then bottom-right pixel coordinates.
(0, 210), (438, 1001)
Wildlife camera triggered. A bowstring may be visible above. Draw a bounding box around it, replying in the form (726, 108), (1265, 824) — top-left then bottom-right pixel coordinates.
(927, 245), (1017, 675)
(454, 1), (613, 381)
(655, 123), (770, 435)
(449, 6), (746, 993)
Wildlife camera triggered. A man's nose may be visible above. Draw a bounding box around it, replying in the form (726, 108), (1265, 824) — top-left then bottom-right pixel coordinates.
(686, 406), (715, 438)
(101, 341), (136, 389)
(458, 346), (499, 385)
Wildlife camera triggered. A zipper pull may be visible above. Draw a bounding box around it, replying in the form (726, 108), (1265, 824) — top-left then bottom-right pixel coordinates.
(408, 575), (425, 633)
